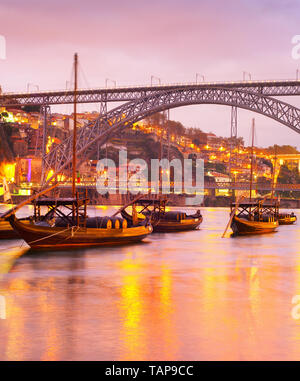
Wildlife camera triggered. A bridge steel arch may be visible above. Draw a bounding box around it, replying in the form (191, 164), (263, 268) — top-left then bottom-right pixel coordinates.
(44, 87), (300, 184)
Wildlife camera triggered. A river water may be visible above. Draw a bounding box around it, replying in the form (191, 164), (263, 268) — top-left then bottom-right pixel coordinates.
(0, 205), (300, 360)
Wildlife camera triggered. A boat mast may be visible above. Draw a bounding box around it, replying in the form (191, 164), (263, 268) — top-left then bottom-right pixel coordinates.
(72, 53), (78, 198)
(249, 118), (255, 203)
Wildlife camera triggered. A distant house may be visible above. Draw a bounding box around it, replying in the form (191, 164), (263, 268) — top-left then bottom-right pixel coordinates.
(207, 171), (231, 197)
(207, 133), (227, 150)
(207, 171), (231, 183)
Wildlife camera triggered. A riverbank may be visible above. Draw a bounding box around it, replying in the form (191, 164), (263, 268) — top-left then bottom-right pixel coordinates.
(2, 194), (300, 209)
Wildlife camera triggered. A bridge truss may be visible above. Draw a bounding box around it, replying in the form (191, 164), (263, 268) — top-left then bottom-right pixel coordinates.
(1, 80), (300, 107)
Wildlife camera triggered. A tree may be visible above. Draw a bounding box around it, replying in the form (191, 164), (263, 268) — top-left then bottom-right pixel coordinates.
(277, 164), (300, 198)
(267, 145), (299, 154)
(165, 120), (185, 136)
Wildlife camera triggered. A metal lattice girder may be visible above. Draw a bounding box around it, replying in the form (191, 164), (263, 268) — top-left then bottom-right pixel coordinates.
(228, 106), (238, 175)
(2, 80), (300, 107)
(231, 106), (238, 138)
(43, 87), (300, 184)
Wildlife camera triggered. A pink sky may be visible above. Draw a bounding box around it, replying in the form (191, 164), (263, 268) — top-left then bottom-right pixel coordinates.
(1, 0), (300, 148)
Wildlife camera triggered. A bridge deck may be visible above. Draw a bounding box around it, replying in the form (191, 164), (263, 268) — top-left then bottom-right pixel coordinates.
(1, 79), (300, 107)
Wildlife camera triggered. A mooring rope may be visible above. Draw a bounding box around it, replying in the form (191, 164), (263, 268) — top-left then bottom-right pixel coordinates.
(28, 225), (75, 245)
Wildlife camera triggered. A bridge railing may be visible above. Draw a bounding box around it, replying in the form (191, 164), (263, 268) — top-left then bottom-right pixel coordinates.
(14, 181), (300, 192)
(2, 78), (300, 96)
(208, 182), (300, 191)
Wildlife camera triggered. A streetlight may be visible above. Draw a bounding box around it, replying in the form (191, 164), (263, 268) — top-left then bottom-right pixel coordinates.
(105, 78), (116, 88)
(196, 73), (205, 83)
(243, 71), (251, 81)
(151, 75), (161, 86)
(296, 69), (299, 80)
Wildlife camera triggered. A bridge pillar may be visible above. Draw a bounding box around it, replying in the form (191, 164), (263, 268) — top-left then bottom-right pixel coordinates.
(229, 106), (238, 175)
(41, 105), (50, 184)
(99, 100), (107, 116)
(98, 100), (107, 159)
(165, 109), (170, 160)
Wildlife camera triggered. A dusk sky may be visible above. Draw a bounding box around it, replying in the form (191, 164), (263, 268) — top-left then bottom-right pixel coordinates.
(1, 0), (300, 148)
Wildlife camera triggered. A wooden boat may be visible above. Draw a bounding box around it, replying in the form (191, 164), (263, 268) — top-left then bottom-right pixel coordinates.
(276, 212), (297, 225)
(266, 197), (297, 226)
(6, 55), (153, 250)
(230, 200), (279, 236)
(227, 120), (278, 237)
(266, 200), (297, 225)
(263, 197), (297, 226)
(8, 197), (153, 250)
(121, 197), (203, 233)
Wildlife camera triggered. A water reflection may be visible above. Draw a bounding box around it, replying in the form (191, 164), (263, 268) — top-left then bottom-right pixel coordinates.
(0, 207), (300, 360)
(118, 252), (147, 360)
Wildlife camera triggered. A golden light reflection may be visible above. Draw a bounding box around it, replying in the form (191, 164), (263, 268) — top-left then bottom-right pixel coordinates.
(290, 259), (300, 359)
(5, 299), (25, 360)
(95, 205), (108, 210)
(117, 253), (180, 360)
(199, 262), (256, 359)
(118, 253), (146, 360)
(156, 265), (178, 360)
(249, 265), (259, 310)
(0, 247), (28, 281)
(39, 292), (59, 361)
(1, 209), (300, 361)
(0, 162), (16, 182)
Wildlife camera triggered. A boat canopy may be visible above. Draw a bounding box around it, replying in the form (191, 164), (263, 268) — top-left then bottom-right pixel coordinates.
(31, 197), (89, 207)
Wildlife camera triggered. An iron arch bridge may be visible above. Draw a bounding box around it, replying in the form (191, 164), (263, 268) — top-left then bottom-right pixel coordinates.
(44, 87), (300, 184)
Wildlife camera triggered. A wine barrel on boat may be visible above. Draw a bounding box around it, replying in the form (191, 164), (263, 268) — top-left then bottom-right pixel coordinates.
(55, 216), (113, 228)
(55, 216), (128, 229)
(163, 211), (187, 221)
(164, 211), (181, 221)
(96, 217), (112, 229)
(109, 217), (127, 229)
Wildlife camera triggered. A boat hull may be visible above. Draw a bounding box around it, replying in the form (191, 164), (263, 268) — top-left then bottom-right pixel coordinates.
(8, 215), (152, 250)
(152, 217), (203, 232)
(277, 215), (297, 225)
(121, 210), (202, 233)
(231, 215), (278, 236)
(0, 218), (20, 239)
